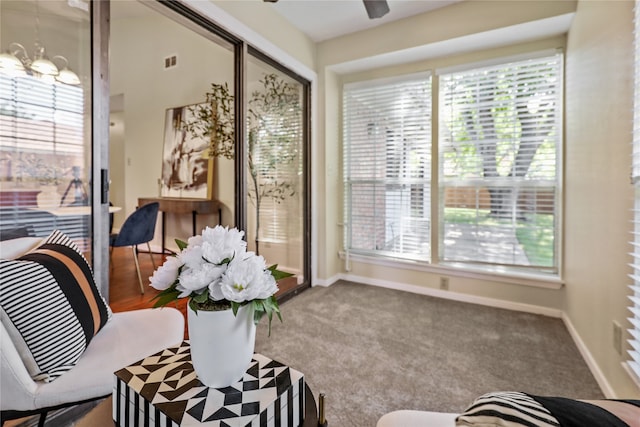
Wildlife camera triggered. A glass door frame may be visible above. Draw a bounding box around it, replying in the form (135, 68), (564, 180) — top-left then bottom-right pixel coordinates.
(92, 0), (111, 298)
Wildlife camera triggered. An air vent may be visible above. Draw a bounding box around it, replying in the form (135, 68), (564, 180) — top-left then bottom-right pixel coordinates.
(164, 55), (177, 69)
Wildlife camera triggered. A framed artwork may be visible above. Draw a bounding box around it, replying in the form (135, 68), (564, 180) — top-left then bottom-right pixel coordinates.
(160, 104), (212, 199)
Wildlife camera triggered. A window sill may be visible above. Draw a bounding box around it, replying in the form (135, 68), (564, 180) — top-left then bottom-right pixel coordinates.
(338, 251), (564, 290)
(622, 362), (640, 392)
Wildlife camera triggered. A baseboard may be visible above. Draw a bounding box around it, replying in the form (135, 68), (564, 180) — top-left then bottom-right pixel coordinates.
(342, 273), (563, 318)
(562, 313), (616, 398)
(312, 274), (342, 287)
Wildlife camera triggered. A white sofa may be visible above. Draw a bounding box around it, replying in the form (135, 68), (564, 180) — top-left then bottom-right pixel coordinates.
(376, 393), (640, 427)
(376, 410), (458, 427)
(0, 237), (185, 425)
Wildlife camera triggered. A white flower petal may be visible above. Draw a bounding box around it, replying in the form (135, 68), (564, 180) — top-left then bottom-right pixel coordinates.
(179, 263), (225, 293)
(219, 253), (278, 303)
(149, 256), (182, 290)
(201, 225), (247, 265)
(179, 245), (204, 270)
(208, 282), (226, 301)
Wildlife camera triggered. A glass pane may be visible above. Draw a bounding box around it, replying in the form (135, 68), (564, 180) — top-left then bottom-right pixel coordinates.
(246, 57), (305, 289)
(109, 1), (235, 255)
(0, 0), (92, 252)
(438, 54), (562, 272)
(343, 75), (432, 261)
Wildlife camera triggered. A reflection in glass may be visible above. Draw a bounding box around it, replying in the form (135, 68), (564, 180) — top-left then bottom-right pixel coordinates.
(246, 59), (304, 287)
(0, 0), (91, 252)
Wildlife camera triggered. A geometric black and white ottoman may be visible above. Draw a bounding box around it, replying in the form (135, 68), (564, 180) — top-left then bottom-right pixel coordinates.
(113, 341), (305, 427)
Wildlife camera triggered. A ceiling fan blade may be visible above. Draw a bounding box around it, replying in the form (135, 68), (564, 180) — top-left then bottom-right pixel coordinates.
(363, 0), (390, 19)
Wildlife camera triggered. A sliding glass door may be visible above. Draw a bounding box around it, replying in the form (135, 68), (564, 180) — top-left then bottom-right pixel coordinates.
(112, 1), (312, 297)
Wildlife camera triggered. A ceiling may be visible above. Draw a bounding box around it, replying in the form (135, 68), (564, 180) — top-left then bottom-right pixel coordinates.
(268, 0), (463, 42)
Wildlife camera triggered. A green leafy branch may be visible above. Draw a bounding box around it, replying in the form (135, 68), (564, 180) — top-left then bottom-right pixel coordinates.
(183, 82), (235, 160)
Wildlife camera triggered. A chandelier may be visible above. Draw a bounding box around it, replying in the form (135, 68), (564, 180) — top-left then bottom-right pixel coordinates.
(0, 1), (81, 86)
(0, 42), (81, 86)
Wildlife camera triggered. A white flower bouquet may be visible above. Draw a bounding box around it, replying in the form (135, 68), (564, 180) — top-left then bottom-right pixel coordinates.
(150, 225), (292, 333)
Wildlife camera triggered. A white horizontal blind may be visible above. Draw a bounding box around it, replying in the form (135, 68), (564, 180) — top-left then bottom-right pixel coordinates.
(439, 53), (562, 271)
(628, 0), (640, 385)
(343, 74), (432, 261)
(0, 71), (87, 244)
(0, 74), (84, 158)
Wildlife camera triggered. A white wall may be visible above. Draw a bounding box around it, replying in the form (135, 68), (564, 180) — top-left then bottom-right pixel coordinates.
(564, 0), (638, 398)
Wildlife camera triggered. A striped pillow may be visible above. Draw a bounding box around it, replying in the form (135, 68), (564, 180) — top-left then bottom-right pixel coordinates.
(0, 230), (111, 382)
(456, 391), (560, 426)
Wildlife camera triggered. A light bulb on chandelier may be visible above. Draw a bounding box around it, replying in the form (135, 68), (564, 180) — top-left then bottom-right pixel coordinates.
(0, 42), (81, 86)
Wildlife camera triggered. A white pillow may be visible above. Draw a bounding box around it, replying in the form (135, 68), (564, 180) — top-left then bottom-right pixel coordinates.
(377, 410), (458, 427)
(456, 392), (558, 427)
(0, 237), (44, 259)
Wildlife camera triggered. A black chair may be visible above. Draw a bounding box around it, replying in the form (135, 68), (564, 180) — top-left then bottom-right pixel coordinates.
(109, 202), (159, 294)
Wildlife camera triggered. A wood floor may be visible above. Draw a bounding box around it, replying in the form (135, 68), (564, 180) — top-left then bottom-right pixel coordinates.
(108, 247), (304, 339)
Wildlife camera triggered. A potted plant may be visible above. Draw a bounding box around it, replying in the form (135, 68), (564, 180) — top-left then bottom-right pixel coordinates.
(149, 225), (292, 388)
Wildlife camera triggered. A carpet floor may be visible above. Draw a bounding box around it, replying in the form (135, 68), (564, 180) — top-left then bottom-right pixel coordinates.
(254, 280), (603, 426)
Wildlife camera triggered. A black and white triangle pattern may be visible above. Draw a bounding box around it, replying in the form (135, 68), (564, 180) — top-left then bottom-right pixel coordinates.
(113, 341), (305, 427)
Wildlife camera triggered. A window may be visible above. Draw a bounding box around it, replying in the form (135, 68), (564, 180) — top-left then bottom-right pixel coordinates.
(439, 53), (562, 272)
(342, 52), (563, 276)
(627, 0), (640, 387)
(343, 73), (432, 261)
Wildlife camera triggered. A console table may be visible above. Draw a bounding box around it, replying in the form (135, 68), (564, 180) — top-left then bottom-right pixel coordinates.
(138, 197), (223, 253)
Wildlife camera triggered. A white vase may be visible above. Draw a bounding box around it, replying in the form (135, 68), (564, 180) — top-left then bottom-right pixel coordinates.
(187, 303), (256, 388)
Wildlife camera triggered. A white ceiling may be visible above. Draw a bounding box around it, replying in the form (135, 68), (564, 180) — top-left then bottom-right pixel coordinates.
(268, 0), (462, 42)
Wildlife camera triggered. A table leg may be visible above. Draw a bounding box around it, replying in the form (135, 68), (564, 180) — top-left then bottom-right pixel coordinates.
(303, 384), (319, 427)
(192, 211), (197, 236)
(161, 211), (166, 254)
